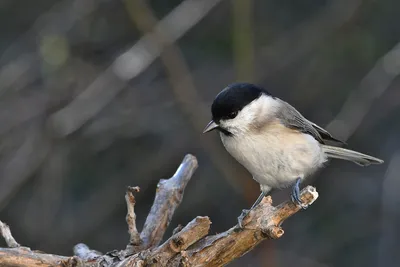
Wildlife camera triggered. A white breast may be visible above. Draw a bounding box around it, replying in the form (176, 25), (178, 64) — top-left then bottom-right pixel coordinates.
(220, 122), (327, 190)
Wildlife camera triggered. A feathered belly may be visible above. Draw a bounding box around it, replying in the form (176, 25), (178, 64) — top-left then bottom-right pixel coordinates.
(221, 131), (327, 189)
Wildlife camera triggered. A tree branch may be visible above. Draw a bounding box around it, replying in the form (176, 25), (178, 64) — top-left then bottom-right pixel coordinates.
(146, 216), (211, 266)
(125, 186), (142, 247)
(0, 247), (67, 267)
(140, 154), (198, 249)
(175, 186), (318, 266)
(0, 155), (319, 267)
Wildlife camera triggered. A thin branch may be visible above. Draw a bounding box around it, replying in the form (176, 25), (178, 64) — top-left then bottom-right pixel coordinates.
(176, 186), (319, 266)
(140, 154), (198, 249)
(146, 216), (211, 266)
(0, 186), (319, 267)
(125, 186), (142, 247)
(0, 155), (320, 267)
(0, 221), (20, 248)
(0, 247), (67, 267)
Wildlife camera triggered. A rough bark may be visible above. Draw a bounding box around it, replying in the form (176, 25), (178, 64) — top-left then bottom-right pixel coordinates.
(0, 154), (319, 267)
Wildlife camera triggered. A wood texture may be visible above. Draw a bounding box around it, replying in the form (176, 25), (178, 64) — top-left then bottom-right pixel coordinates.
(0, 154), (319, 267)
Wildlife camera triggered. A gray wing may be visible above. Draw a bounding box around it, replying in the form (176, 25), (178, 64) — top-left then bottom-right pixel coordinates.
(276, 100), (345, 144)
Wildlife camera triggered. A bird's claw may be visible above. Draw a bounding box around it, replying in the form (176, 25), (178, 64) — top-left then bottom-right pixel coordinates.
(237, 209), (250, 228)
(290, 178), (308, 209)
(290, 193), (308, 209)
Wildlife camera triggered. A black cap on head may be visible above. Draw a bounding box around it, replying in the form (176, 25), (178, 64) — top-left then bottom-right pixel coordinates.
(211, 83), (270, 122)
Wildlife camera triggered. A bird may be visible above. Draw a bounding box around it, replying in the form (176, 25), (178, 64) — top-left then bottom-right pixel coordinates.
(203, 82), (384, 228)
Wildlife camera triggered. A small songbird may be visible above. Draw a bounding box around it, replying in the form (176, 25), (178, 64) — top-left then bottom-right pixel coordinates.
(203, 83), (384, 227)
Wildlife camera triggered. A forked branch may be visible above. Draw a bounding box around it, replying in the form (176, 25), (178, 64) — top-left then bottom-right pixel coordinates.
(0, 154), (318, 267)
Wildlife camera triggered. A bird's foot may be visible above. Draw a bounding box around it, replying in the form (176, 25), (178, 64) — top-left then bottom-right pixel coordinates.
(237, 209), (250, 228)
(290, 178), (308, 209)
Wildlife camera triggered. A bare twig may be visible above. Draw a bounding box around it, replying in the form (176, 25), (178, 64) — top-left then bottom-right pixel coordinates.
(140, 154), (198, 248)
(0, 155), (320, 267)
(0, 247), (68, 267)
(0, 221), (20, 248)
(125, 186), (142, 246)
(147, 216), (211, 266)
(177, 186), (319, 266)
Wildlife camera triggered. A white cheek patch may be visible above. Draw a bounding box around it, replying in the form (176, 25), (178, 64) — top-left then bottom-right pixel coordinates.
(220, 95), (280, 134)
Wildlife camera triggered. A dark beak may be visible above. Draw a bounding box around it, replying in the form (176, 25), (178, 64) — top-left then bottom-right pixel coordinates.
(203, 120), (218, 133)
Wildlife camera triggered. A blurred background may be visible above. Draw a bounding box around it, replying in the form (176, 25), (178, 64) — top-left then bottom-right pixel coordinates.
(0, 0), (398, 266)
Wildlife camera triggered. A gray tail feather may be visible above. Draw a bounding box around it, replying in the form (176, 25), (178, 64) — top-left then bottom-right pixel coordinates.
(322, 145), (384, 166)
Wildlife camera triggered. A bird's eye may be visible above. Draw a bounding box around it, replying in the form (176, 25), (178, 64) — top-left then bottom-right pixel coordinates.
(227, 111), (238, 119)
